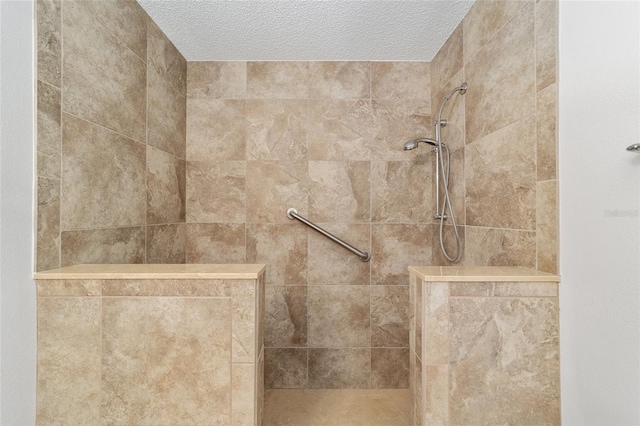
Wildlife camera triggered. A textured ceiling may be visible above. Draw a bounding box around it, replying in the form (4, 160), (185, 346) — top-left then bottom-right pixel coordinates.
(137, 1), (474, 61)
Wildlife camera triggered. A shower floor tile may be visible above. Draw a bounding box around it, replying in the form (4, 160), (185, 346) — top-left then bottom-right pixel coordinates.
(262, 389), (411, 426)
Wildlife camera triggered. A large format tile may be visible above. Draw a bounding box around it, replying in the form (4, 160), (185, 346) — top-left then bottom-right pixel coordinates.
(146, 224), (186, 264)
(308, 161), (370, 223)
(308, 100), (373, 161)
(537, 83), (557, 181)
(449, 297), (560, 425)
(371, 62), (430, 100)
(372, 99), (432, 161)
(147, 19), (187, 96)
(147, 146), (185, 225)
(465, 116), (536, 230)
(308, 286), (370, 347)
(185, 223), (246, 264)
(370, 286), (409, 348)
(37, 297), (101, 425)
(37, 79), (61, 179)
(536, 0), (558, 92)
(265, 286), (307, 347)
(61, 114), (146, 230)
(536, 180), (558, 274)
(371, 224), (432, 286)
(232, 363), (256, 426)
(265, 348), (308, 389)
(187, 61), (247, 99)
(186, 161), (246, 223)
(423, 364), (449, 425)
(62, 0), (146, 142)
(465, 2), (535, 143)
(187, 99), (246, 161)
(247, 62), (309, 99)
(308, 348), (371, 389)
(37, 178), (60, 272)
(61, 227), (145, 267)
(464, 226), (536, 268)
(246, 100), (308, 161)
(421, 282), (449, 365)
(147, 66), (186, 159)
(102, 298), (232, 425)
(37, 0), (61, 87)
(246, 223), (307, 286)
(371, 348), (410, 389)
(309, 61), (370, 99)
(430, 23), (463, 93)
(232, 280), (258, 363)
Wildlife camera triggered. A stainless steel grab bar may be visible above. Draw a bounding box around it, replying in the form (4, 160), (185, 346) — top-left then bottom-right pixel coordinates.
(286, 208), (371, 262)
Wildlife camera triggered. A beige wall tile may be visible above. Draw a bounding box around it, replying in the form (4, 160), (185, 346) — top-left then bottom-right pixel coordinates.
(146, 224), (186, 264)
(37, 297), (101, 425)
(412, 353), (423, 425)
(494, 281), (558, 297)
(37, 177), (60, 272)
(371, 160), (432, 223)
(62, 0), (146, 142)
(232, 280), (257, 363)
(37, 279), (102, 297)
(449, 297), (560, 425)
(431, 224), (466, 266)
(147, 66), (187, 159)
(147, 19), (187, 96)
(308, 161), (370, 223)
(308, 100), (373, 161)
(424, 364), (448, 425)
(246, 223), (307, 286)
(265, 286), (307, 347)
(187, 61), (247, 99)
(464, 227), (536, 268)
(371, 286), (409, 347)
(422, 282), (449, 365)
(465, 2), (535, 143)
(247, 61), (309, 99)
(536, 0), (558, 92)
(246, 99), (308, 161)
(186, 161), (246, 223)
(431, 23), (463, 92)
(147, 147), (186, 224)
(371, 224), (432, 286)
(308, 286), (370, 347)
(372, 99), (432, 161)
(102, 298), (232, 425)
(307, 223), (370, 286)
(37, 80), (61, 179)
(246, 161), (308, 223)
(536, 180), (558, 274)
(187, 98), (246, 161)
(371, 348), (410, 389)
(308, 348), (371, 389)
(61, 227), (145, 267)
(415, 278), (422, 361)
(61, 114), (146, 230)
(537, 83), (557, 181)
(37, 0), (61, 87)
(265, 348), (308, 389)
(185, 223), (246, 263)
(309, 61), (370, 99)
(232, 363), (256, 426)
(102, 279), (234, 297)
(371, 62), (430, 100)
(465, 116), (536, 230)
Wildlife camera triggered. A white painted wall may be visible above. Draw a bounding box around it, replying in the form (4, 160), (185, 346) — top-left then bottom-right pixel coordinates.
(0, 1), (36, 424)
(559, 1), (640, 424)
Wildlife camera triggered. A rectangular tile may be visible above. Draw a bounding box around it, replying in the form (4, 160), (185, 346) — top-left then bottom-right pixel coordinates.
(147, 146), (186, 224)
(147, 66), (186, 159)
(265, 286), (307, 347)
(371, 286), (409, 347)
(424, 364), (448, 425)
(264, 348), (308, 389)
(422, 282), (449, 365)
(536, 0), (558, 91)
(232, 363), (256, 426)
(371, 348), (410, 389)
(61, 227), (145, 267)
(146, 224), (186, 264)
(37, 177), (60, 272)
(464, 226), (536, 268)
(37, 80), (61, 179)
(186, 161), (246, 223)
(37, 279), (102, 297)
(187, 61), (246, 99)
(450, 281), (558, 297)
(147, 19), (187, 96)
(37, 0), (61, 87)
(308, 348), (371, 389)
(536, 180), (558, 274)
(232, 281), (257, 363)
(536, 83), (558, 181)
(185, 223), (246, 264)
(247, 61), (309, 99)
(371, 62), (430, 100)
(309, 61), (370, 99)
(101, 279), (237, 297)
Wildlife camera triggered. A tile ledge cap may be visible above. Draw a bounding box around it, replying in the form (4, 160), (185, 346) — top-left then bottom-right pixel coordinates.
(34, 264), (266, 280)
(408, 265), (560, 282)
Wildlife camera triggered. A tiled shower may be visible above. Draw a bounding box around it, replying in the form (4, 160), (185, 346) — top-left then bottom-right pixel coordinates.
(35, 0), (557, 395)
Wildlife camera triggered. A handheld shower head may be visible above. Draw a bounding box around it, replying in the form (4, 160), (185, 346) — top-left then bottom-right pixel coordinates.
(403, 137), (439, 150)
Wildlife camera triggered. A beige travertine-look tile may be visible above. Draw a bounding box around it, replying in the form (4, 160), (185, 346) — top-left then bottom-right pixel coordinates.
(37, 298), (101, 425)
(308, 161), (370, 223)
(536, 0), (558, 92)
(232, 280), (257, 363)
(37, 80), (61, 179)
(247, 61), (309, 99)
(246, 99), (308, 161)
(371, 286), (409, 347)
(187, 61), (247, 99)
(61, 113), (146, 230)
(422, 282), (449, 365)
(308, 99), (373, 161)
(147, 19), (187, 96)
(147, 66), (186, 159)
(431, 23), (463, 92)
(308, 348), (371, 389)
(371, 348), (410, 389)
(449, 297), (560, 425)
(414, 277), (423, 361)
(465, 116), (536, 230)
(537, 180), (558, 274)
(464, 227), (536, 268)
(465, 2), (535, 143)
(61, 227), (145, 267)
(187, 98), (246, 161)
(37, 0), (61, 87)
(371, 160), (432, 223)
(246, 223), (307, 286)
(423, 364), (448, 426)
(146, 224), (186, 264)
(185, 223), (246, 264)
(101, 279), (235, 297)
(265, 348), (308, 389)
(306, 223), (370, 286)
(371, 62), (430, 100)
(372, 99), (432, 161)
(449, 281), (558, 297)
(146, 146), (186, 224)
(246, 161), (308, 223)
(186, 161), (246, 223)
(232, 363), (256, 426)
(308, 286), (370, 347)
(265, 286), (307, 347)
(62, 0), (146, 142)
(36, 279), (102, 297)
(37, 178), (60, 272)
(412, 353), (424, 426)
(102, 298), (232, 425)
(537, 83), (558, 181)
(309, 61), (370, 99)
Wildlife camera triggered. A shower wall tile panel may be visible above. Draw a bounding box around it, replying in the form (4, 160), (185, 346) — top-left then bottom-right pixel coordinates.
(537, 83), (558, 181)
(308, 61), (370, 99)
(147, 65), (187, 159)
(464, 226), (536, 268)
(60, 227), (146, 267)
(247, 61), (309, 99)
(430, 23), (463, 93)
(147, 19), (187, 96)
(185, 223), (246, 264)
(535, 0), (558, 92)
(36, 0), (61, 87)
(187, 61), (247, 100)
(146, 146), (186, 225)
(146, 224), (186, 264)
(371, 62), (431, 100)
(536, 180), (558, 274)
(37, 80), (61, 179)
(37, 178), (60, 272)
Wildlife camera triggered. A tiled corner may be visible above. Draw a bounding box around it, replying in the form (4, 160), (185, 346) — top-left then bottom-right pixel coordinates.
(147, 66), (186, 159)
(147, 146), (186, 225)
(187, 61), (247, 99)
(147, 19), (187, 96)
(431, 23), (463, 92)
